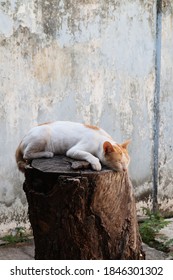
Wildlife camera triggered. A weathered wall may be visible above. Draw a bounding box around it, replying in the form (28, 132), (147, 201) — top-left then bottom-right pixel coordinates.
(0, 0), (172, 233)
(158, 0), (173, 213)
(135, 0), (173, 216)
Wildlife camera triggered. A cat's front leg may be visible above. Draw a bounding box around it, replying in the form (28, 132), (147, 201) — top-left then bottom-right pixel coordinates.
(90, 160), (102, 171)
(66, 148), (102, 171)
(87, 156), (102, 171)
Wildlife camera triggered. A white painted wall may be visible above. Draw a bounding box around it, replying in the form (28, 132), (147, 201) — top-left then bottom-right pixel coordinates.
(158, 1), (173, 213)
(0, 0), (172, 233)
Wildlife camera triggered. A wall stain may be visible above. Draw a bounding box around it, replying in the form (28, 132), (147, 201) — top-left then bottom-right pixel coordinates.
(162, 0), (173, 14)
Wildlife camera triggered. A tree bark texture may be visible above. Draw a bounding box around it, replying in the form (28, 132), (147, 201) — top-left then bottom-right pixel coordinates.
(23, 156), (145, 260)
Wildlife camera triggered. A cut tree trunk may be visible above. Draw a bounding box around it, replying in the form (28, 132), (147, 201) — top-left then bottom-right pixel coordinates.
(23, 155), (145, 260)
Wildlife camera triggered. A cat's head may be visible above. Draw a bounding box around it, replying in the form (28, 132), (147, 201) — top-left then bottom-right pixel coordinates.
(103, 140), (130, 172)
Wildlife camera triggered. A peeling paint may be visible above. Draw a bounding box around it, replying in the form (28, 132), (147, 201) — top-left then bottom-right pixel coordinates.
(0, 10), (13, 36)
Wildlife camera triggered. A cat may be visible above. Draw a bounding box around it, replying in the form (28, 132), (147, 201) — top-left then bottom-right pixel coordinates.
(15, 121), (130, 173)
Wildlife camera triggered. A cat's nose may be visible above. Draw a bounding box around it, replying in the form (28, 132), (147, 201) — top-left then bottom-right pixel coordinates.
(123, 167), (127, 172)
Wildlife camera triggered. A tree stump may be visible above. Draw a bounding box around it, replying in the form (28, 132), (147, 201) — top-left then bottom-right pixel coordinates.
(23, 155), (145, 260)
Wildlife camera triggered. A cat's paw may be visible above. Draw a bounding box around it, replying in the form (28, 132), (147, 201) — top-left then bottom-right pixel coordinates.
(45, 152), (54, 158)
(91, 160), (102, 171)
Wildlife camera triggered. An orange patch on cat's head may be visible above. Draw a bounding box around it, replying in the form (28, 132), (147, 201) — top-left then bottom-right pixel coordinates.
(103, 140), (130, 172)
(84, 124), (100, 130)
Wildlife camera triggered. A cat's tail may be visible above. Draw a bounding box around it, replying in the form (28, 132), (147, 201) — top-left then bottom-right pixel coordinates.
(15, 143), (26, 173)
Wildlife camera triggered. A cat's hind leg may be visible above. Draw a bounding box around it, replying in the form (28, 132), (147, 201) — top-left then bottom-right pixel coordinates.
(23, 141), (54, 160)
(24, 151), (54, 159)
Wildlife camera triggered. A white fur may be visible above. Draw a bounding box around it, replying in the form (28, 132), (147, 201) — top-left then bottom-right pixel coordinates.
(16, 121), (130, 172)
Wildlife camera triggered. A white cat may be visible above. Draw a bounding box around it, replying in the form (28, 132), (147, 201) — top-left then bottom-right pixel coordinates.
(15, 121), (130, 173)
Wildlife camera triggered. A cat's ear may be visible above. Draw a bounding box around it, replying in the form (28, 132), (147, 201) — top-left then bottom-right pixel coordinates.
(103, 141), (114, 154)
(121, 139), (131, 150)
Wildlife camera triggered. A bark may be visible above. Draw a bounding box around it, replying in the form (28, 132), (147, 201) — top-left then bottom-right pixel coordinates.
(23, 156), (145, 260)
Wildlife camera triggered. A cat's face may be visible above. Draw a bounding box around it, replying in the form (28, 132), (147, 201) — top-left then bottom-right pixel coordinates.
(103, 140), (130, 172)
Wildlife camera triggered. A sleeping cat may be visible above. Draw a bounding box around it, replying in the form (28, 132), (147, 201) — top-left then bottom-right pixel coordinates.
(15, 121), (130, 173)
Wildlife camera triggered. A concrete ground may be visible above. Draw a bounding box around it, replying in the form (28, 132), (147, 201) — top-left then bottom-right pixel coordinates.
(0, 240), (34, 260)
(0, 218), (172, 260)
(0, 240), (171, 260)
